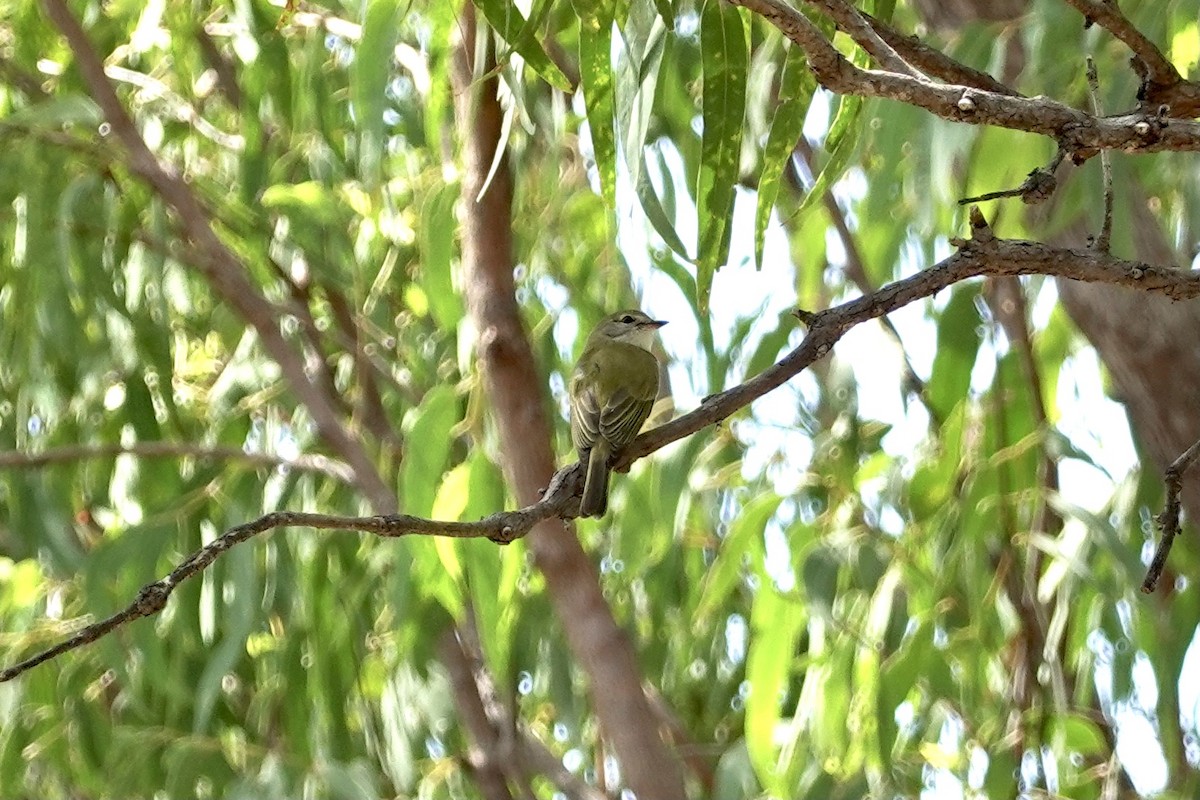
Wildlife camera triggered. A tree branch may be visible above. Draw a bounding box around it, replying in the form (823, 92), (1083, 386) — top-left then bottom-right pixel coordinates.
(41, 0), (396, 511)
(6, 217), (1198, 681)
(731, 0), (1199, 160)
(0, 441), (354, 482)
(803, 0), (920, 77)
(0, 501), (570, 682)
(861, 11), (1020, 96)
(1059, 0), (1181, 90)
(1143, 436), (1200, 593)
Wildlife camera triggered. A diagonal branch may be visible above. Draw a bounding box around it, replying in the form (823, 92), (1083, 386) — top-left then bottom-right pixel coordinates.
(861, 11), (1020, 96)
(803, 0), (920, 77)
(6, 215), (1199, 682)
(1059, 0), (1180, 90)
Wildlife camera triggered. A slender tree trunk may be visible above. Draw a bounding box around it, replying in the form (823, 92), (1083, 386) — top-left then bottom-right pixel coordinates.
(450, 6), (687, 799)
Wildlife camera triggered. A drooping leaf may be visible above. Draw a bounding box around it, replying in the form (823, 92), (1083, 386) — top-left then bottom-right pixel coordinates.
(696, 0), (748, 313)
(475, 0), (572, 91)
(755, 45), (816, 270)
(572, 0), (618, 211)
(352, 0), (403, 189)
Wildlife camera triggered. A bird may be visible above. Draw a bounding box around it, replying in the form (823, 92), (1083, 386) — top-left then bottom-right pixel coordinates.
(569, 309), (666, 517)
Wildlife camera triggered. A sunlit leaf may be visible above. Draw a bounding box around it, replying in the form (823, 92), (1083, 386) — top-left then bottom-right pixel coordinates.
(476, 0), (572, 91)
(696, 0), (748, 312)
(755, 46), (815, 270)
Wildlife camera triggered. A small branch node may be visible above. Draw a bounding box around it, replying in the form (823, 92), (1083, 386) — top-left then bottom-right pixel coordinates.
(792, 308), (821, 326)
(957, 92), (977, 113)
(489, 525), (516, 545)
(968, 206), (994, 242)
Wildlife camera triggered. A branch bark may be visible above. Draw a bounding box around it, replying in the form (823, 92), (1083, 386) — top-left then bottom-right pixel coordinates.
(733, 0), (1200, 159)
(7, 220), (1198, 681)
(0, 441), (354, 482)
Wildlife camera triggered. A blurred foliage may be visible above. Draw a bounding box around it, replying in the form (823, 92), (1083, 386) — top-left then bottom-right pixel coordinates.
(1, 0), (1199, 798)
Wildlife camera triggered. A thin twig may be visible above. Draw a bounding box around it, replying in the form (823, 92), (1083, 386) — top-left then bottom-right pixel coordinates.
(0, 495), (577, 682)
(1142, 436), (1200, 593)
(1059, 0), (1180, 90)
(803, 0), (921, 77)
(1087, 57), (1114, 251)
(0, 441), (354, 482)
(960, 149), (1066, 206)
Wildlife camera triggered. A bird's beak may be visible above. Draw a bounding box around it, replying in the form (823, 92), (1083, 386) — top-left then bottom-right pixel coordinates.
(644, 319), (667, 329)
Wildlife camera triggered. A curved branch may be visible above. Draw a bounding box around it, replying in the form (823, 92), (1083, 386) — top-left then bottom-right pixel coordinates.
(0, 505), (565, 682)
(5, 217), (1197, 682)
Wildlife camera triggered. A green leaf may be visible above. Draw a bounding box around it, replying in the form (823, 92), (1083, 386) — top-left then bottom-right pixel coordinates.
(1, 94), (102, 127)
(696, 0), (748, 313)
(476, 0), (572, 91)
(745, 581), (804, 793)
(615, 6), (689, 256)
(755, 46), (815, 270)
(1049, 713), (1108, 757)
(402, 385), (461, 517)
(352, 0), (403, 189)
(419, 184), (464, 328)
(927, 284), (982, 421)
(713, 739), (760, 800)
(193, 541), (258, 733)
(878, 620), (932, 758)
(792, 96), (863, 223)
(572, 0), (618, 211)
(653, 0), (676, 29)
(695, 493), (780, 622)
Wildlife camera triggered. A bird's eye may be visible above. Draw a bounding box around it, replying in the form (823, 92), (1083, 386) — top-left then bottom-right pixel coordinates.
(620, 314), (635, 324)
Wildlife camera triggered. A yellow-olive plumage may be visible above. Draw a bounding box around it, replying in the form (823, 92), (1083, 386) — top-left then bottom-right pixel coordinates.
(570, 310), (666, 517)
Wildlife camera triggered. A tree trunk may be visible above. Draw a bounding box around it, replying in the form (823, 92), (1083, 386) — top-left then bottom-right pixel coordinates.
(450, 6), (688, 798)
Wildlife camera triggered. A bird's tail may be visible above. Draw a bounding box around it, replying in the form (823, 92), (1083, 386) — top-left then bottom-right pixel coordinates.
(580, 443), (611, 517)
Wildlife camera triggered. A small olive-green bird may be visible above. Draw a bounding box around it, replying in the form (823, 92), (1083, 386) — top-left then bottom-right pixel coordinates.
(570, 310), (666, 517)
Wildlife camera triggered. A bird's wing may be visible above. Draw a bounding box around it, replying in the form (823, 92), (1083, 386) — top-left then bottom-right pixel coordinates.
(598, 387), (655, 451)
(571, 381), (601, 453)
